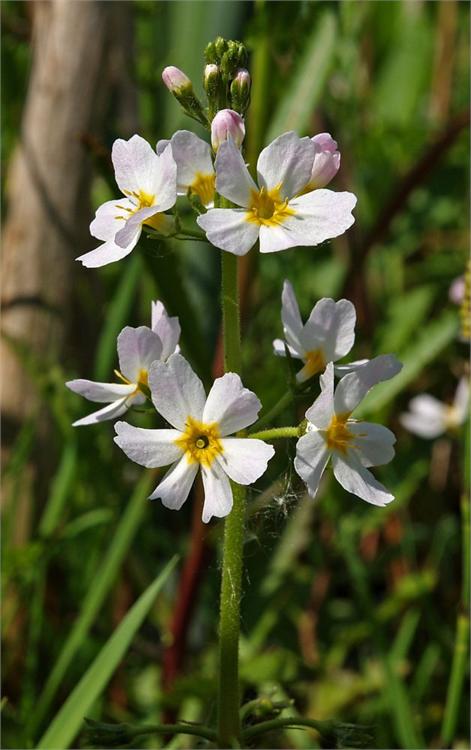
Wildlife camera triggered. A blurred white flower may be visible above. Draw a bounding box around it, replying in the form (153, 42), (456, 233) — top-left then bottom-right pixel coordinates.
(114, 353), (274, 523)
(66, 301), (180, 426)
(273, 280), (369, 383)
(400, 378), (469, 438)
(77, 135), (177, 268)
(157, 131), (215, 207)
(197, 132), (356, 255)
(295, 358), (402, 505)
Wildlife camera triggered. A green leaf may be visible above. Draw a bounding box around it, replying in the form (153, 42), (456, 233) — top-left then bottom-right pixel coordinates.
(36, 555), (178, 750)
(267, 12), (337, 141)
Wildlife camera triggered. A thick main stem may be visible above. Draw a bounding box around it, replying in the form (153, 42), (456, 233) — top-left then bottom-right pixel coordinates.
(218, 249), (245, 747)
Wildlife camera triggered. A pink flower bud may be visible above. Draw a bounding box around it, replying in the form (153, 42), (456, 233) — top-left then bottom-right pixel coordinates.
(233, 68), (250, 90)
(449, 276), (465, 305)
(309, 132), (341, 189)
(211, 109), (245, 151)
(162, 66), (192, 94)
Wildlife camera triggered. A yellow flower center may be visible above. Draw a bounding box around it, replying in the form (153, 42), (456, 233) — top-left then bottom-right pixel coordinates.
(190, 172), (215, 206)
(116, 190), (165, 231)
(174, 416), (223, 467)
(114, 368), (149, 394)
(246, 184), (295, 227)
(303, 349), (326, 378)
(324, 413), (354, 454)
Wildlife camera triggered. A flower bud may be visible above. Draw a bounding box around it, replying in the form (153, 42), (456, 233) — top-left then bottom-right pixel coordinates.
(204, 63), (219, 87)
(162, 66), (192, 95)
(230, 68), (251, 114)
(211, 109), (245, 151)
(309, 132), (341, 189)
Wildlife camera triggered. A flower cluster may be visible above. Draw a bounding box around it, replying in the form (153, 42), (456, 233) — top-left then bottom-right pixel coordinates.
(69, 45), (403, 523)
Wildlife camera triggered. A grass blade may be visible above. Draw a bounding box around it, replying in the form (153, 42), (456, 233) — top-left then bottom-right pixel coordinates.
(36, 555), (178, 750)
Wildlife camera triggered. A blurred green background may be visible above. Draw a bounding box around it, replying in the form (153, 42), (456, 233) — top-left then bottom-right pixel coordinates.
(1, 1), (469, 748)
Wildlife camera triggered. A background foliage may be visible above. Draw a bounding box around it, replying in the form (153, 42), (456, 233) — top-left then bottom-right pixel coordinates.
(2, 1), (469, 748)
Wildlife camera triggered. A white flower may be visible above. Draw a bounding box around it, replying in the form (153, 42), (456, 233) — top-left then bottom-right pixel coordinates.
(273, 280), (367, 383)
(114, 353), (275, 523)
(400, 378), (469, 439)
(305, 133), (341, 190)
(210, 109), (245, 151)
(295, 358), (402, 506)
(197, 131), (356, 255)
(77, 135), (177, 268)
(157, 131), (215, 207)
(66, 301), (180, 426)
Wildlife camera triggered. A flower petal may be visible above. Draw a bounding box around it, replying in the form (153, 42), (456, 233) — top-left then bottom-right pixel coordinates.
(301, 298), (356, 362)
(334, 359), (370, 377)
(197, 208), (259, 256)
(308, 133), (340, 189)
(332, 452), (394, 506)
(453, 377), (470, 421)
(400, 395), (446, 438)
(112, 135), (176, 206)
(214, 138), (257, 207)
(117, 326), (163, 382)
(169, 130), (214, 193)
(114, 208), (156, 248)
(280, 280), (305, 354)
(151, 300), (181, 360)
(72, 397), (130, 427)
(149, 353), (206, 430)
(114, 421), (182, 467)
(272, 338), (300, 358)
(90, 198), (135, 241)
(305, 363), (335, 428)
(66, 379), (136, 403)
(294, 430), (330, 498)
(257, 132), (315, 199)
(149, 456), (198, 508)
(334, 354), (402, 415)
(259, 190), (357, 254)
(201, 462), (233, 523)
(349, 422), (396, 467)
(76, 237), (137, 268)
(217, 438), (274, 484)
(203, 373), (261, 435)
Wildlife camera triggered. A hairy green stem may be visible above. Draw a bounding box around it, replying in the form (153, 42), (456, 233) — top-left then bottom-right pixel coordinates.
(243, 716), (324, 741)
(249, 426), (301, 441)
(217, 207), (245, 747)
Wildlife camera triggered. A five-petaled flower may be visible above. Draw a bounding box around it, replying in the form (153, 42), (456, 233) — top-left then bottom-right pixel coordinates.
(66, 301), (180, 426)
(114, 353), (275, 523)
(273, 280), (369, 383)
(77, 135), (177, 268)
(295, 357), (402, 505)
(400, 377), (469, 439)
(197, 131), (356, 255)
(157, 131), (215, 207)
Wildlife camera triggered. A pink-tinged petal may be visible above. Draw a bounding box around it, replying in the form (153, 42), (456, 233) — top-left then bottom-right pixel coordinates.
(112, 135), (160, 196)
(332, 452), (394, 506)
(149, 456), (198, 508)
(203, 373), (261, 435)
(214, 138), (257, 207)
(76, 237), (137, 268)
(149, 353), (206, 430)
(90, 198), (134, 241)
(201, 462), (233, 523)
(197, 208), (259, 255)
(211, 109), (245, 151)
(257, 131), (315, 199)
(168, 130), (214, 193)
(259, 190), (357, 254)
(217, 438), (274, 484)
(305, 363), (335, 428)
(334, 354), (402, 415)
(308, 133), (340, 189)
(156, 138), (170, 155)
(349, 422), (396, 468)
(66, 379), (136, 403)
(151, 300), (181, 360)
(294, 430), (330, 498)
(301, 298), (356, 362)
(151, 143), (178, 212)
(114, 209), (152, 248)
(117, 326), (163, 382)
(280, 280), (305, 355)
(272, 338), (301, 358)
(114, 421), (182, 467)
(72, 397), (130, 427)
